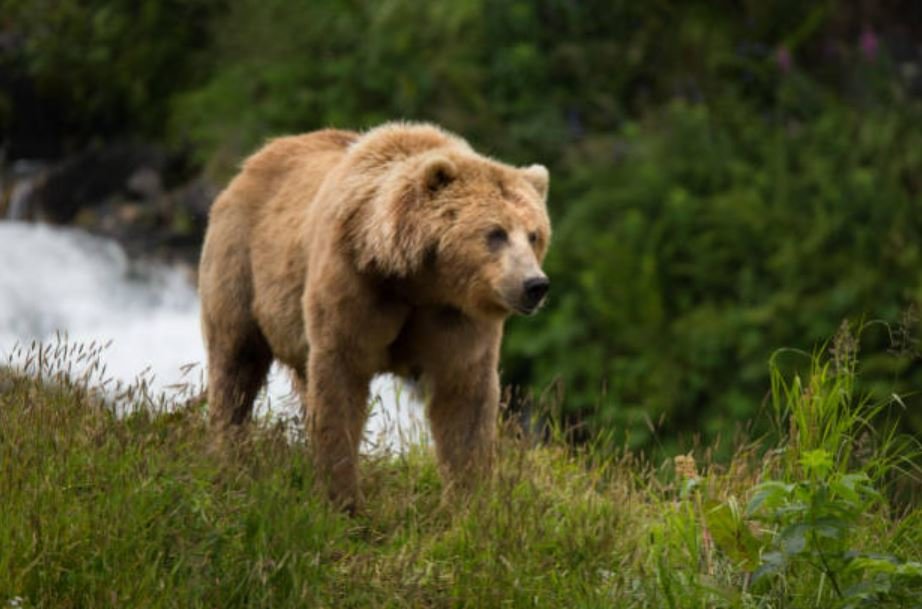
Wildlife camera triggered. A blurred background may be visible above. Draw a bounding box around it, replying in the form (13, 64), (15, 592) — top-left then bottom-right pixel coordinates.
(1, 0), (920, 457)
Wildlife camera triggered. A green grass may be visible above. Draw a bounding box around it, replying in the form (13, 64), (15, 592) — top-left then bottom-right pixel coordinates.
(1, 333), (920, 608)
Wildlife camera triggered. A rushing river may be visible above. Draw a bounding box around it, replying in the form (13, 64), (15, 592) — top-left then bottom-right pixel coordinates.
(0, 221), (427, 451)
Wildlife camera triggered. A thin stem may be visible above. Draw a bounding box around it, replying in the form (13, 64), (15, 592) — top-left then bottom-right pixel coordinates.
(809, 484), (843, 600)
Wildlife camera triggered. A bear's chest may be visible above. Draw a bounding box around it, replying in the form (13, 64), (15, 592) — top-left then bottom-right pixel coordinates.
(385, 305), (467, 380)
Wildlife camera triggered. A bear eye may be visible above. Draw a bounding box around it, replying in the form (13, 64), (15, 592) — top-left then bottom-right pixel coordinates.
(486, 227), (509, 250)
(528, 231), (539, 245)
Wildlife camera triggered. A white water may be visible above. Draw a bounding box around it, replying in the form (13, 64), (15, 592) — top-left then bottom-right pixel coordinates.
(0, 221), (427, 451)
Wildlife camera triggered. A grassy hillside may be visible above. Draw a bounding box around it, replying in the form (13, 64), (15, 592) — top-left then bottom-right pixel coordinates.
(1, 334), (920, 608)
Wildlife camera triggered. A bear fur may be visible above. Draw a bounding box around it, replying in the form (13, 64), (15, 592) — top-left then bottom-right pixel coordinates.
(198, 122), (551, 510)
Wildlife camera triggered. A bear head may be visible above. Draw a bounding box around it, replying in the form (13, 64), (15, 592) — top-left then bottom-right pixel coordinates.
(352, 141), (552, 320)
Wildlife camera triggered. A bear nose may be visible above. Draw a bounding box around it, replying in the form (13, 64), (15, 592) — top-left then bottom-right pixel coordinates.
(522, 276), (550, 310)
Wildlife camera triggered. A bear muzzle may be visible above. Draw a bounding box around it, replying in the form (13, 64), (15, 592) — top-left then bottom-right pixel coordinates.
(518, 275), (550, 314)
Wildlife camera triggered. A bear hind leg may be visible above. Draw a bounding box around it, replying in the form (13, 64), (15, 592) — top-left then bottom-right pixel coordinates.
(206, 322), (273, 434)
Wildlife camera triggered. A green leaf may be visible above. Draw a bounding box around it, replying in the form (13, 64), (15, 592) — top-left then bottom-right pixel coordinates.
(799, 449), (833, 478)
(704, 503), (764, 571)
(778, 523), (809, 555)
(753, 551), (786, 583)
(747, 481), (793, 515)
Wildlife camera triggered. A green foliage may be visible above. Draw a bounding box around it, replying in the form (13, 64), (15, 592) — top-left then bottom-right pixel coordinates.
(2, 0), (220, 138)
(749, 465), (878, 596)
(766, 323), (914, 482)
(170, 0), (488, 173)
(504, 95), (922, 453)
(742, 329), (922, 607)
(747, 462), (922, 608)
(662, 337), (922, 609)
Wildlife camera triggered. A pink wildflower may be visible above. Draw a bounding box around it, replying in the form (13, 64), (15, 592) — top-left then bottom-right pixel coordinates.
(775, 46), (792, 74)
(860, 27), (879, 62)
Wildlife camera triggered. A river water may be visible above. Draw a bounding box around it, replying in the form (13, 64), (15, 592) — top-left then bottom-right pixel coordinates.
(0, 221), (427, 451)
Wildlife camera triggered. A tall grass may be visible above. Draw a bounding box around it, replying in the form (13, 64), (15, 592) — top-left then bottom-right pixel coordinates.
(1, 328), (920, 608)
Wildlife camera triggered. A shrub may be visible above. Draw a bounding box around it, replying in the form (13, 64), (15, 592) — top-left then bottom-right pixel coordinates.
(503, 93), (922, 453)
(1, 0), (221, 145)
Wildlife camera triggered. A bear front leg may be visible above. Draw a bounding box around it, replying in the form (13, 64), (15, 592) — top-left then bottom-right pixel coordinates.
(427, 361), (500, 493)
(306, 348), (372, 513)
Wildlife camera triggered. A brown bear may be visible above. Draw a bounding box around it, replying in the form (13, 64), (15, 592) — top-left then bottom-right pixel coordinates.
(198, 122), (551, 510)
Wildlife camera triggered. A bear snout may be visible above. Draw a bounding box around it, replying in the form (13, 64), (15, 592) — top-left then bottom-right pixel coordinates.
(519, 276), (550, 313)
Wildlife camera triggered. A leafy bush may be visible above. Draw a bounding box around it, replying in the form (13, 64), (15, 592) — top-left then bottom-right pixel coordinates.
(170, 0), (488, 174)
(742, 330), (922, 606)
(658, 333), (921, 608)
(1, 0), (220, 144)
(503, 94), (922, 452)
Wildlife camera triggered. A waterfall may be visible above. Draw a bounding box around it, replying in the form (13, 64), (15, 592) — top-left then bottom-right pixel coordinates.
(0, 221), (426, 451)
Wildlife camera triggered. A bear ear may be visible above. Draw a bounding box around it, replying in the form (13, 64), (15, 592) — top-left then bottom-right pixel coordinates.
(520, 164), (549, 199)
(420, 155), (457, 194)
